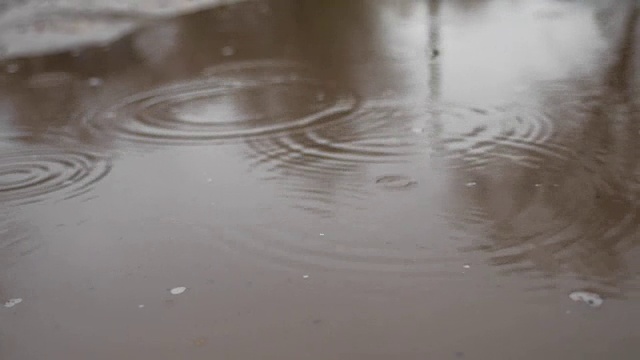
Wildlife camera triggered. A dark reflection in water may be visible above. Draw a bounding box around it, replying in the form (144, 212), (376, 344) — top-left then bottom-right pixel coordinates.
(0, 0), (638, 290)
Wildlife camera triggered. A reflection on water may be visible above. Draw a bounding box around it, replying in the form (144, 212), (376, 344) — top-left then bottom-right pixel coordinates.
(0, 2), (639, 357)
(0, 0), (637, 285)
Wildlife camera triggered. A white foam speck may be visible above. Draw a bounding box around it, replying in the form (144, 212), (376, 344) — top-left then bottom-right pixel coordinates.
(569, 291), (603, 308)
(4, 298), (22, 308)
(466, 182), (477, 187)
(170, 287), (187, 295)
(302, 275), (309, 279)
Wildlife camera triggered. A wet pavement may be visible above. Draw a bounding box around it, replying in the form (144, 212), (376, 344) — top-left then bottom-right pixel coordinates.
(1, 0), (639, 359)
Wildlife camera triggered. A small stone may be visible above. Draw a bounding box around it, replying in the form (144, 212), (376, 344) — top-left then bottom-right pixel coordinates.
(170, 287), (187, 295)
(4, 298), (22, 308)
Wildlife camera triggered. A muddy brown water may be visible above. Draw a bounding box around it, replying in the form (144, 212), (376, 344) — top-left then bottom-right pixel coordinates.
(1, 0), (639, 359)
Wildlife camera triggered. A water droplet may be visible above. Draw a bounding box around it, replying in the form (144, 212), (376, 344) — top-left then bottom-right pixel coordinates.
(5, 63), (20, 74)
(569, 291), (603, 308)
(88, 77), (103, 87)
(170, 287), (187, 295)
(221, 46), (235, 57)
(465, 182), (477, 187)
(375, 175), (417, 190)
(3, 298), (22, 308)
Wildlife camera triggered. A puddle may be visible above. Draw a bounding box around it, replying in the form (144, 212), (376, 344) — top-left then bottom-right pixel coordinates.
(0, 0), (638, 359)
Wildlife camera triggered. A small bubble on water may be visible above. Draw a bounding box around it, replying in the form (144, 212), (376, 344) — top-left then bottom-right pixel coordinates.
(5, 63), (20, 73)
(465, 182), (477, 187)
(3, 298), (22, 308)
(138, 304), (145, 308)
(375, 175), (417, 190)
(463, 264), (470, 269)
(535, 183), (542, 187)
(319, 233), (325, 236)
(221, 46), (235, 57)
(170, 287), (187, 295)
(302, 275), (309, 279)
(88, 77), (103, 87)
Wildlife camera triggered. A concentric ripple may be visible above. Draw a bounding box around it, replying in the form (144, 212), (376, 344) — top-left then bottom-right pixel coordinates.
(0, 131), (111, 205)
(84, 60), (357, 145)
(244, 103), (426, 215)
(432, 103), (575, 170)
(220, 217), (464, 276)
(0, 150), (111, 205)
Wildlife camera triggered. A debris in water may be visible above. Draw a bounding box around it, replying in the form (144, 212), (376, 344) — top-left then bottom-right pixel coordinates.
(465, 182), (477, 187)
(170, 287), (187, 295)
(88, 77), (103, 87)
(221, 46), (235, 56)
(4, 298), (23, 308)
(569, 291), (603, 308)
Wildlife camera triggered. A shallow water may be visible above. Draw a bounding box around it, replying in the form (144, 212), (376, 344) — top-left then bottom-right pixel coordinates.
(1, 0), (639, 359)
